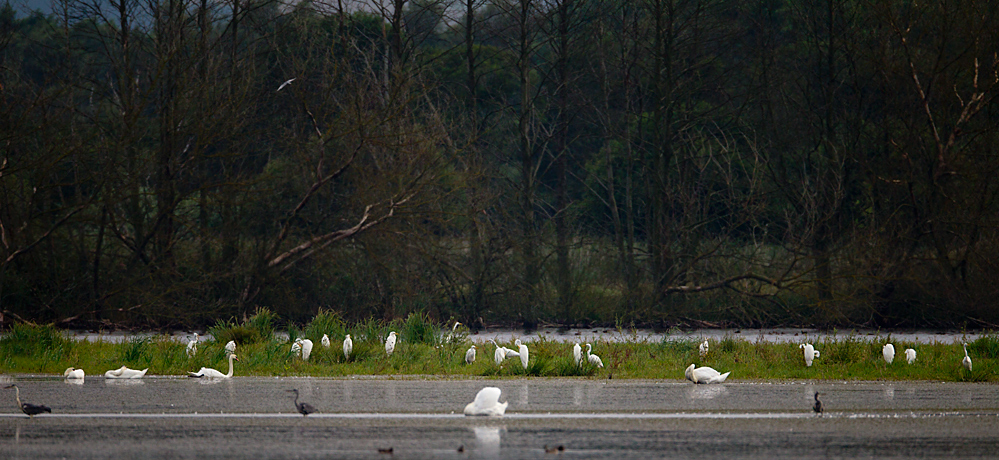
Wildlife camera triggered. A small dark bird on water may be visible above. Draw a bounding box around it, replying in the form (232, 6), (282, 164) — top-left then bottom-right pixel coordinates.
(286, 389), (316, 416)
(813, 392), (823, 415)
(377, 447), (394, 454)
(544, 445), (565, 453)
(5, 384), (51, 417)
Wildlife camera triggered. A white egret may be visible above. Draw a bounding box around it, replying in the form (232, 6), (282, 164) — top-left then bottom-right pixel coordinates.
(277, 78), (296, 92)
(585, 343), (604, 368)
(800, 343), (819, 367)
(291, 338), (303, 357)
(225, 340), (236, 354)
(385, 331), (397, 356)
(962, 343), (972, 371)
(188, 353), (239, 379)
(463, 386), (508, 416)
(103, 366), (148, 379)
(300, 338), (314, 361)
(684, 364), (730, 384)
(492, 340), (506, 366)
(465, 345), (476, 364)
(904, 348), (916, 364)
(445, 321), (462, 344)
(515, 339), (529, 369)
(699, 339), (709, 359)
(343, 334), (353, 360)
(187, 333), (199, 357)
(4, 384), (51, 417)
(63, 367), (85, 379)
(813, 392), (823, 414)
(572, 342), (582, 366)
(882, 343), (895, 364)
(287, 389), (316, 416)
(321, 334), (331, 349)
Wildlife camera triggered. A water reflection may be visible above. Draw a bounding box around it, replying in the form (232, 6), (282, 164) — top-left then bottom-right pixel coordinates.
(518, 383), (529, 406)
(473, 426), (503, 458)
(573, 384), (583, 406)
(64, 378), (84, 386)
(104, 379), (144, 386)
(687, 385), (728, 400)
(884, 385), (895, 400)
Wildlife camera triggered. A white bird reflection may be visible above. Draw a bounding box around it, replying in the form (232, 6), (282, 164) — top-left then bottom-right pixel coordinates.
(884, 385), (895, 400)
(573, 384), (584, 406)
(104, 379), (144, 386)
(64, 378), (84, 386)
(473, 426), (503, 458)
(686, 384), (728, 400)
(518, 383), (529, 406)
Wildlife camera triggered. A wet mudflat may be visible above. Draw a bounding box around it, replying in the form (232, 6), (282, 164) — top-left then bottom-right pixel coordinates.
(1, 377), (997, 458)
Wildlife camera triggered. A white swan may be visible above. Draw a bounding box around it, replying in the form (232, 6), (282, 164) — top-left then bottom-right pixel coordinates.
(573, 342), (582, 366)
(515, 339), (529, 369)
(586, 343), (604, 368)
(187, 333), (199, 357)
(188, 354), (239, 379)
(63, 367), (85, 379)
(225, 340), (236, 354)
(465, 345), (476, 364)
(343, 334), (353, 360)
(385, 332), (397, 356)
(800, 343), (819, 367)
(699, 339), (709, 359)
(464, 387), (508, 416)
(321, 334), (330, 349)
(904, 348), (916, 364)
(962, 343), (972, 371)
(883, 343), (895, 364)
(685, 364), (730, 384)
(104, 366), (148, 379)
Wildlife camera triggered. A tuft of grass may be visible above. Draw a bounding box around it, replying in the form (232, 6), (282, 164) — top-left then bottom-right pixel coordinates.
(0, 323), (71, 359)
(119, 336), (152, 365)
(304, 309), (346, 341)
(400, 311), (437, 345)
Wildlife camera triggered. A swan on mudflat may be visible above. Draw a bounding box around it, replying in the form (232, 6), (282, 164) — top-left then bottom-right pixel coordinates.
(64, 367), (85, 379)
(685, 364), (730, 384)
(188, 354), (239, 379)
(464, 387), (508, 416)
(104, 366), (148, 379)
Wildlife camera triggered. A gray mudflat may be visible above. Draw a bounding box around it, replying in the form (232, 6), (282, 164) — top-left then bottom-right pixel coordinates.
(1, 377), (997, 458)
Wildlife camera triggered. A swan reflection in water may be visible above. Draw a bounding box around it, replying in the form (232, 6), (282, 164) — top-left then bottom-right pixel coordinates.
(64, 378), (84, 386)
(104, 378), (145, 386)
(686, 384), (728, 400)
(473, 426), (504, 458)
(884, 385), (895, 400)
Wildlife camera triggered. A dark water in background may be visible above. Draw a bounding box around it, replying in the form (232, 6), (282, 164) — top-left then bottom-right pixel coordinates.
(1, 377), (997, 458)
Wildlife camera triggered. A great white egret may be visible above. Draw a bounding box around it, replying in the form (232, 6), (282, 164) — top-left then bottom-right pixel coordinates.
(225, 340), (236, 354)
(343, 334), (353, 360)
(300, 339), (314, 361)
(492, 340), (506, 365)
(699, 339), (709, 359)
(813, 392), (823, 414)
(385, 331), (397, 356)
(905, 348), (916, 364)
(685, 364), (730, 384)
(64, 367), (85, 379)
(4, 384), (51, 417)
(464, 386), (508, 416)
(515, 339), (529, 369)
(321, 334), (331, 349)
(883, 343), (895, 364)
(800, 343), (819, 367)
(586, 343), (604, 368)
(962, 343), (972, 371)
(465, 345), (476, 364)
(287, 389), (316, 416)
(187, 333), (199, 357)
(445, 321), (462, 344)
(291, 338), (302, 357)
(189, 353), (239, 379)
(573, 342), (582, 366)
(103, 366), (148, 379)
(277, 78), (296, 92)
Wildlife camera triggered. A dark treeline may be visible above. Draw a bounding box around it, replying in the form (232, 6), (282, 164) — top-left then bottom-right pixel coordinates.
(2, 0), (998, 330)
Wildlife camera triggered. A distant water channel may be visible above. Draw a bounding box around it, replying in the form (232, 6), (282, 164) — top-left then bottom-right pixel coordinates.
(1, 378), (998, 458)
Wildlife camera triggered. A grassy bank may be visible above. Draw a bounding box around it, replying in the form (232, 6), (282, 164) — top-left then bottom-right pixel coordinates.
(1, 315), (996, 382)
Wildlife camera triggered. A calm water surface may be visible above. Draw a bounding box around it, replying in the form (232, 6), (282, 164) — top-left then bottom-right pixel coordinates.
(0, 377), (997, 458)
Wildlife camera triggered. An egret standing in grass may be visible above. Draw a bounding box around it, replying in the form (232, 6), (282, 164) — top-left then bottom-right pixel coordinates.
(291, 338), (303, 357)
(287, 389), (316, 416)
(4, 384), (51, 417)
(515, 339), (529, 369)
(301, 338), (314, 361)
(573, 342), (582, 366)
(586, 343), (604, 368)
(883, 343), (895, 364)
(189, 353), (239, 379)
(699, 339), (709, 359)
(800, 343), (819, 367)
(64, 367), (85, 380)
(187, 333), (199, 357)
(385, 331), (397, 356)
(225, 340), (237, 354)
(905, 348), (916, 364)
(321, 334), (331, 349)
(465, 345), (476, 364)
(813, 392), (823, 415)
(343, 334), (353, 360)
(491, 340), (506, 366)
(962, 343), (972, 371)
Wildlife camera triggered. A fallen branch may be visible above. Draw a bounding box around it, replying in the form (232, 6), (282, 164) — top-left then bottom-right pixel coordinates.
(664, 274), (782, 294)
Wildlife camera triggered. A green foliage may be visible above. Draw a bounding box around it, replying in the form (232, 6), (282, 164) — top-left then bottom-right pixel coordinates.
(968, 333), (999, 359)
(0, 323), (70, 359)
(119, 336), (152, 365)
(207, 308), (277, 346)
(304, 309), (346, 341)
(400, 311), (437, 345)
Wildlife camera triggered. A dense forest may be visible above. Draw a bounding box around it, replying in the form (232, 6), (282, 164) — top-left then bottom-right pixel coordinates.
(1, 0), (998, 330)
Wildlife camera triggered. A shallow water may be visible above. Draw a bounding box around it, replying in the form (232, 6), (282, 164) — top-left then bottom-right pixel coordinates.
(1, 378), (997, 458)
